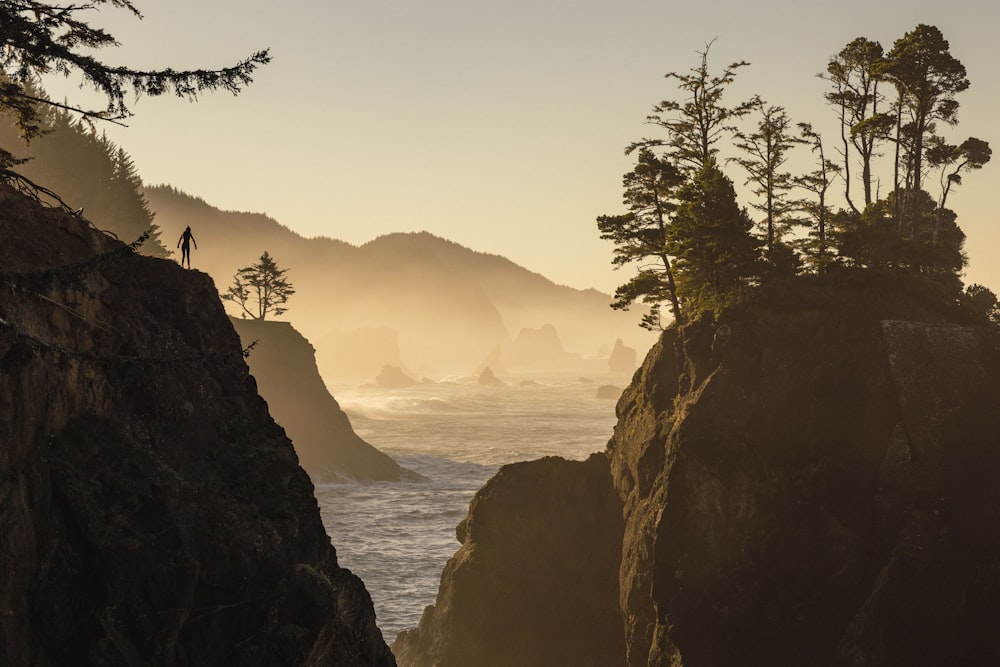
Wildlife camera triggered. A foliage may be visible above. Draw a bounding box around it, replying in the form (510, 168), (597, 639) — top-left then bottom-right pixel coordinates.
(792, 123), (840, 272)
(730, 100), (800, 257)
(597, 149), (684, 327)
(223, 252), (295, 320)
(601, 43), (754, 326)
(0, 102), (168, 255)
(667, 159), (761, 312)
(884, 24), (969, 202)
(959, 284), (1000, 326)
(0, 0), (269, 169)
(599, 25), (994, 329)
(822, 36), (888, 211)
(632, 40), (755, 174)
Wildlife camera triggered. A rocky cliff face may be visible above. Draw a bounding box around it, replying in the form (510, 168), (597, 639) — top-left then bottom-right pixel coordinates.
(392, 454), (626, 667)
(395, 284), (1000, 666)
(0, 186), (395, 666)
(230, 318), (418, 483)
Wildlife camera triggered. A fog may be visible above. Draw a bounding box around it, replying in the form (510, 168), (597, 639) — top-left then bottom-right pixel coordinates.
(145, 185), (655, 385)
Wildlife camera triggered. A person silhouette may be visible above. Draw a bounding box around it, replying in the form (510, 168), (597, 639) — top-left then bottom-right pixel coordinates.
(177, 226), (197, 268)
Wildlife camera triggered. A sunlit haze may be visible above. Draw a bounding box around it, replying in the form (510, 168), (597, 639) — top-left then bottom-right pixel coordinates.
(42, 0), (1000, 294)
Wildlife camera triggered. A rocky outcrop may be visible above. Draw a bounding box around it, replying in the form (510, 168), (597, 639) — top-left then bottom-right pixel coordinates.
(392, 454), (626, 667)
(477, 366), (504, 386)
(374, 364), (420, 390)
(0, 186), (395, 666)
(395, 282), (1000, 666)
(596, 384), (622, 400)
(611, 301), (1000, 665)
(607, 337), (637, 374)
(230, 318), (418, 483)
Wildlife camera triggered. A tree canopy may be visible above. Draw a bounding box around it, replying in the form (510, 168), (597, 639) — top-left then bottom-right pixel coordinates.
(599, 25), (991, 329)
(223, 252), (295, 321)
(0, 1), (270, 170)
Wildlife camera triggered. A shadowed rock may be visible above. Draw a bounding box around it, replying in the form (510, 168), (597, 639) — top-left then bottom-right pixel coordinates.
(0, 185), (396, 666)
(392, 454), (626, 667)
(394, 279), (1000, 666)
(231, 319), (419, 483)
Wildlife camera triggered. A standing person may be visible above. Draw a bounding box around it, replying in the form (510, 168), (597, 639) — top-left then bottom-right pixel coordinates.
(177, 226), (197, 268)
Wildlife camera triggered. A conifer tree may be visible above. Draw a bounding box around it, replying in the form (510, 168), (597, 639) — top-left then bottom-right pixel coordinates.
(223, 252), (295, 320)
(823, 37), (889, 212)
(598, 149), (685, 328)
(730, 100), (800, 262)
(0, 1), (269, 170)
(793, 123), (840, 271)
(631, 40), (755, 174)
(667, 159), (760, 312)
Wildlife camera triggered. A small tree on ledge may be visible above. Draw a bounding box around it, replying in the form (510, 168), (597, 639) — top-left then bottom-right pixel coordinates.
(223, 251), (295, 320)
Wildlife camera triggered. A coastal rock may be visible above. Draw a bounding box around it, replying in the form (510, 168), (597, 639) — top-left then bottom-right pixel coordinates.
(392, 454), (626, 667)
(614, 298), (1000, 665)
(477, 366), (504, 386)
(596, 384), (622, 400)
(0, 185), (395, 666)
(397, 282), (1000, 665)
(607, 337), (637, 374)
(231, 319), (418, 483)
(374, 364), (420, 389)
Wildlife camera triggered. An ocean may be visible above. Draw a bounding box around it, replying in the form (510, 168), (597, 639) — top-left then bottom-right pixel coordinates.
(314, 375), (625, 642)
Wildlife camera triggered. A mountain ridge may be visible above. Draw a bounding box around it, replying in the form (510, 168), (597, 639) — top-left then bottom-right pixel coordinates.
(144, 185), (652, 381)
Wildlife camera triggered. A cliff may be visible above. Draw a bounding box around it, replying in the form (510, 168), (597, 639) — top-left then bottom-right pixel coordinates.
(0, 185), (396, 666)
(229, 318), (418, 483)
(392, 454), (626, 667)
(394, 280), (1000, 665)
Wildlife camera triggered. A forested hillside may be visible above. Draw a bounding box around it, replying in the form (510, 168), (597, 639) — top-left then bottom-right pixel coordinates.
(145, 185), (651, 381)
(0, 103), (168, 256)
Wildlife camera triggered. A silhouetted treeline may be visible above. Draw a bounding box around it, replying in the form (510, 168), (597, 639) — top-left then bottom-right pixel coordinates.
(600, 25), (995, 329)
(0, 100), (168, 256)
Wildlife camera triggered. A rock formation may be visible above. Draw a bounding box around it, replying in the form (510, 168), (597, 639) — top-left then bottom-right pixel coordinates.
(392, 455), (626, 667)
(394, 280), (1000, 665)
(607, 337), (637, 374)
(596, 384), (622, 400)
(374, 364), (420, 390)
(0, 185), (395, 666)
(477, 366), (504, 387)
(230, 318), (418, 483)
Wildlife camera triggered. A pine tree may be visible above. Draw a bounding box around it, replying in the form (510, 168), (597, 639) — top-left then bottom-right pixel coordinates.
(730, 100), (800, 262)
(223, 252), (296, 320)
(597, 149), (686, 328)
(0, 1), (269, 170)
(667, 160), (761, 313)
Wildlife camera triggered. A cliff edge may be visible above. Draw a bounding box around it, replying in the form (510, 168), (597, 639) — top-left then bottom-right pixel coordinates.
(0, 185), (396, 666)
(230, 317), (419, 483)
(395, 279), (1000, 665)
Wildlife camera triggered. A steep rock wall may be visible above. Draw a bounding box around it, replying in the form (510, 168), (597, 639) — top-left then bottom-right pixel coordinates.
(230, 318), (418, 483)
(392, 454), (626, 667)
(0, 186), (395, 666)
(392, 284), (1000, 666)
(612, 303), (1000, 665)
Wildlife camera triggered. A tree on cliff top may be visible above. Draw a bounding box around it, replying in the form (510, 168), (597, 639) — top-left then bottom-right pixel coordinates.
(0, 1), (270, 170)
(223, 252), (295, 320)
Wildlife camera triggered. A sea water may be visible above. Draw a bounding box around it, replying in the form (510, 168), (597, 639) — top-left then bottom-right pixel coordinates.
(314, 376), (624, 641)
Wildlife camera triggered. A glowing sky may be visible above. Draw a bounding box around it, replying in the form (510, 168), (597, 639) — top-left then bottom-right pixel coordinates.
(42, 0), (1000, 294)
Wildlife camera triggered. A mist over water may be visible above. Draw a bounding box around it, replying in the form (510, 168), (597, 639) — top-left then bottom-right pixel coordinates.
(315, 376), (623, 640)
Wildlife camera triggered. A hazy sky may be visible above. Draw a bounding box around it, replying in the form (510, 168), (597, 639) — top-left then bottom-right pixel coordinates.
(43, 1), (1000, 294)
